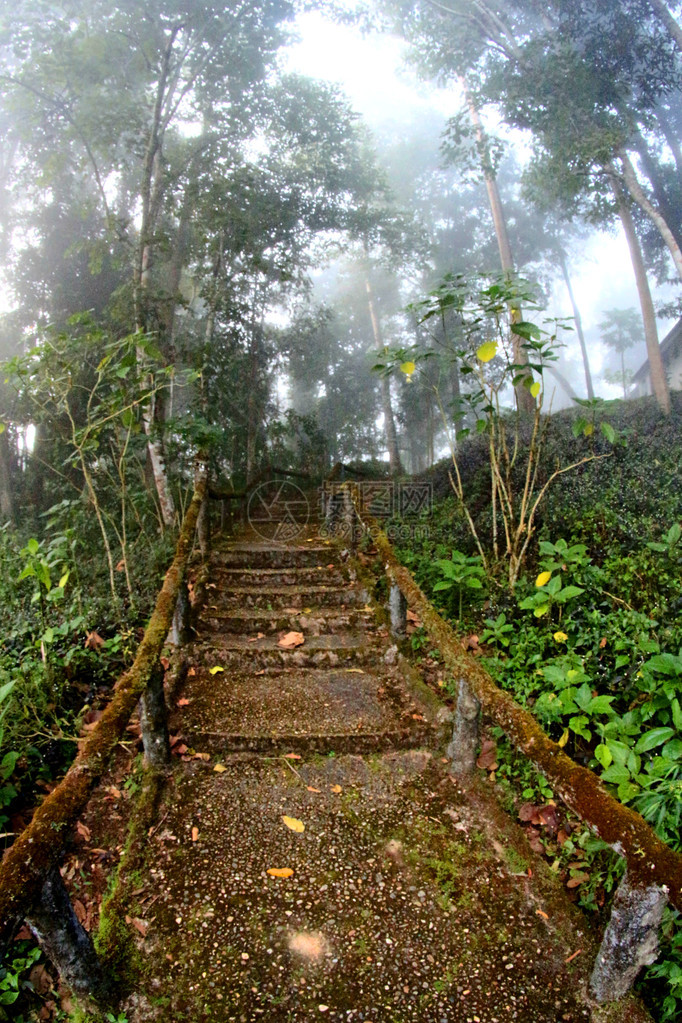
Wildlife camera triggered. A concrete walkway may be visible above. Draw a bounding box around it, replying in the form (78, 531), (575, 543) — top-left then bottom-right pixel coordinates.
(121, 521), (649, 1023)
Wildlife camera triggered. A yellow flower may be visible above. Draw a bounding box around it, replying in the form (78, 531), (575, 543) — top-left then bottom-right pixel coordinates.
(536, 571), (551, 587)
(553, 631), (568, 643)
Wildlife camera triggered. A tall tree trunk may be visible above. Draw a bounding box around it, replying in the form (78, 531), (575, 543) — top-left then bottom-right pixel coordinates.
(556, 246), (594, 399)
(632, 131), (682, 251)
(610, 171), (671, 414)
(647, 0), (682, 51)
(133, 28), (182, 529)
(364, 272), (403, 475)
(460, 77), (535, 414)
(619, 150), (682, 283)
(0, 427), (14, 522)
(655, 105), (682, 177)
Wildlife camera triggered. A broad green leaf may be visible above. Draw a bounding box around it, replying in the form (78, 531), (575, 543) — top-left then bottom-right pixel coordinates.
(601, 764), (631, 784)
(634, 727), (675, 753)
(617, 780), (641, 803)
(600, 422), (615, 444)
(594, 744), (612, 769)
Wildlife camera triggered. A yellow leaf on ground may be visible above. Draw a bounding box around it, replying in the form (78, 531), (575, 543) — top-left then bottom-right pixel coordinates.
(278, 631), (304, 649)
(307, 786), (321, 793)
(558, 729), (569, 748)
(267, 867), (294, 878)
(209, 665), (224, 675)
(345, 668), (364, 674)
(191, 826), (199, 842)
(282, 815), (305, 833)
(330, 784), (342, 794)
(213, 764), (227, 773)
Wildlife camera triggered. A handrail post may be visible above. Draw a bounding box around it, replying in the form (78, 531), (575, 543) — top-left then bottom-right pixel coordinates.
(447, 677), (481, 775)
(197, 492), (210, 559)
(389, 582), (407, 637)
(170, 577), (192, 647)
(26, 866), (112, 1004)
(139, 660), (171, 769)
(590, 875), (668, 1002)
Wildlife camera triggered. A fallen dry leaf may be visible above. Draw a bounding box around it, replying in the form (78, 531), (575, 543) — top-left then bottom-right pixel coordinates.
(126, 915), (149, 937)
(160, 656), (170, 670)
(330, 784), (342, 794)
(177, 698), (191, 707)
(213, 764), (227, 773)
(406, 609), (420, 624)
(84, 631), (105, 651)
(191, 826), (199, 842)
(267, 867), (294, 878)
(73, 899), (87, 924)
(278, 631), (305, 649)
(566, 873), (590, 888)
(187, 667), (197, 677)
(283, 752), (301, 759)
(307, 786), (321, 793)
(345, 668), (364, 674)
(248, 632), (266, 642)
(208, 665), (225, 675)
(76, 821), (91, 843)
(565, 949), (582, 963)
(282, 815), (305, 833)
(193, 752), (210, 761)
(535, 909), (549, 920)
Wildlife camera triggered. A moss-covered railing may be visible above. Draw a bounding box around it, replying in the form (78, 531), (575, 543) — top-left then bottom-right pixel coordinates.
(335, 483), (681, 1005)
(0, 469), (208, 1006)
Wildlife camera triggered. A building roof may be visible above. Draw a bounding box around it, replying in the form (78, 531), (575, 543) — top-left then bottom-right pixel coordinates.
(632, 317), (682, 383)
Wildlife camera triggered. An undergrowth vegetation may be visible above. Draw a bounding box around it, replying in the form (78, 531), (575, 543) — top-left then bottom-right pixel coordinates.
(396, 393), (682, 1022)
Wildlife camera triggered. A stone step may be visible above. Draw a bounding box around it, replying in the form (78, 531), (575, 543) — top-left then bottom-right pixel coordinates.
(215, 585), (363, 609)
(209, 565), (346, 587)
(193, 633), (383, 669)
(171, 667), (430, 751)
(196, 606), (376, 636)
(182, 728), (430, 756)
(216, 545), (335, 569)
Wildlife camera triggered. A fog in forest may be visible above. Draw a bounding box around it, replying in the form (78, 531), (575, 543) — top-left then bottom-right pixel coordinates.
(1, 0), (681, 494)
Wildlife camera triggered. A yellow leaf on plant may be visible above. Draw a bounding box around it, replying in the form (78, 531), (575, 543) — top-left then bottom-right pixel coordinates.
(583, 423), (594, 436)
(476, 341), (497, 363)
(213, 764), (227, 773)
(558, 729), (569, 748)
(554, 631), (568, 643)
(282, 815), (305, 833)
(400, 361), (416, 380)
(533, 604), (549, 618)
(267, 867), (294, 878)
(209, 666), (224, 675)
(530, 381), (541, 399)
(535, 571), (552, 587)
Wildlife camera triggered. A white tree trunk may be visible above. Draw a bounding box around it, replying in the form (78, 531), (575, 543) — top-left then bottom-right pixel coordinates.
(620, 151), (682, 284)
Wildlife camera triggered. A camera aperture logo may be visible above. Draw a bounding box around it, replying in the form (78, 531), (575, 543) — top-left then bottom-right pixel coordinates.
(320, 480), (432, 542)
(247, 480), (310, 541)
